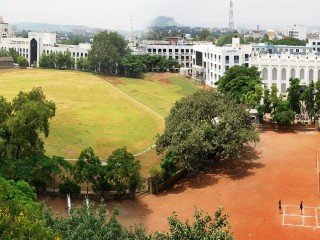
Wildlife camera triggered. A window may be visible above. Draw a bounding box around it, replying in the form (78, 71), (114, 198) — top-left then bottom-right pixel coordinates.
(175, 49), (179, 53)
(225, 56), (230, 64)
(272, 68), (277, 80)
(163, 49), (167, 53)
(262, 68), (268, 80)
(148, 49), (151, 53)
(281, 69), (286, 81)
(169, 49), (172, 53)
(234, 55), (239, 63)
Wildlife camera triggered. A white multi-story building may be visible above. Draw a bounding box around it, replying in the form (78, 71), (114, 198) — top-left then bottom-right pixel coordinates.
(192, 38), (320, 92)
(192, 38), (251, 86)
(0, 31), (90, 66)
(140, 37), (212, 69)
(284, 25), (307, 41)
(0, 16), (12, 38)
(250, 43), (319, 93)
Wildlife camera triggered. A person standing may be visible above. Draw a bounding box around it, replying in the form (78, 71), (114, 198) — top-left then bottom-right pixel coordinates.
(278, 200), (282, 214)
(300, 201), (304, 215)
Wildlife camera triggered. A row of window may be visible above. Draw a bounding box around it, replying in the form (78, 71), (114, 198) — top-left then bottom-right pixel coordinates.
(42, 49), (88, 58)
(147, 48), (193, 54)
(261, 67), (320, 81)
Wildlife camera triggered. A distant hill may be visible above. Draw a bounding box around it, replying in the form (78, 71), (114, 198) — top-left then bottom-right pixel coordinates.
(149, 16), (181, 27)
(12, 22), (101, 33)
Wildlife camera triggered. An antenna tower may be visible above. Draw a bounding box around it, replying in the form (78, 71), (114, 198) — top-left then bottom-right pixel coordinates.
(229, 0), (235, 31)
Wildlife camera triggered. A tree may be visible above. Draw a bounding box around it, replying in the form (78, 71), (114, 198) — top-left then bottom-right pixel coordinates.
(88, 31), (129, 74)
(301, 81), (315, 121)
(0, 155), (71, 190)
(156, 90), (259, 170)
(263, 88), (272, 113)
(270, 84), (279, 113)
(216, 66), (262, 107)
(120, 55), (145, 78)
(58, 179), (81, 197)
(160, 151), (179, 180)
(287, 78), (301, 114)
(216, 34), (235, 46)
(73, 147), (102, 195)
(106, 148), (142, 198)
(46, 202), (148, 240)
(272, 98), (295, 124)
(152, 208), (234, 240)
(269, 37), (307, 46)
(77, 57), (91, 71)
(315, 81), (320, 118)
(149, 165), (164, 183)
(198, 28), (212, 41)
(0, 88), (56, 159)
(8, 48), (19, 62)
(17, 55), (29, 68)
(0, 177), (56, 240)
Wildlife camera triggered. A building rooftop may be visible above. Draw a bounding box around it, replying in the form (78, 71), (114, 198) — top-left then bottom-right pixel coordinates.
(0, 57), (14, 62)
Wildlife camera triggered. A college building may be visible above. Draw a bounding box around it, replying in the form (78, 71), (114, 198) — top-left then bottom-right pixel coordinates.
(0, 17), (91, 67)
(191, 38), (320, 92)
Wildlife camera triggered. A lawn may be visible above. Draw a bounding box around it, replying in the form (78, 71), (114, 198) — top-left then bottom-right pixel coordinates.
(0, 69), (199, 163)
(106, 73), (200, 117)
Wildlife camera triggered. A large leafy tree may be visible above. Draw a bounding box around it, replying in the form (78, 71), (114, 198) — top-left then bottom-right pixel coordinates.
(301, 81), (315, 121)
(0, 155), (71, 190)
(216, 66), (262, 107)
(152, 208), (234, 240)
(287, 78), (301, 114)
(315, 81), (320, 118)
(73, 147), (102, 195)
(47, 202), (234, 240)
(0, 177), (56, 239)
(88, 31), (129, 74)
(46, 203), (144, 240)
(156, 89), (259, 170)
(272, 98), (295, 124)
(106, 148), (142, 198)
(0, 87), (56, 159)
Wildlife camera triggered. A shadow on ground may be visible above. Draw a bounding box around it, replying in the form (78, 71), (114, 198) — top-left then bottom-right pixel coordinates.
(160, 146), (264, 195)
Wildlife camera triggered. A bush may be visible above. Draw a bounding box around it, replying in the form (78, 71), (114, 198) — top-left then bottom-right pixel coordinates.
(160, 151), (179, 180)
(149, 165), (164, 183)
(58, 179), (81, 197)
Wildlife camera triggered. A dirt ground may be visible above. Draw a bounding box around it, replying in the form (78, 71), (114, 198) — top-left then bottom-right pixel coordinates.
(41, 131), (320, 239)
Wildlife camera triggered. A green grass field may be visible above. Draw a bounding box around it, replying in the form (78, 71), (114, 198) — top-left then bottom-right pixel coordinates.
(0, 69), (199, 162)
(108, 73), (199, 117)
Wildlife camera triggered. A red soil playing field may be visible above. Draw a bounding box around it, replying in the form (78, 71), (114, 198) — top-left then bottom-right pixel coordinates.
(42, 131), (320, 239)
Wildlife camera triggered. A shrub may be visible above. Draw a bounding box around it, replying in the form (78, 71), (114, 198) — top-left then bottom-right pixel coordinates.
(58, 179), (81, 197)
(149, 165), (164, 183)
(160, 151), (179, 180)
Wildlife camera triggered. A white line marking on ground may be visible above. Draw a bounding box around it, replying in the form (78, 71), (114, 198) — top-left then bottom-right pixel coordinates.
(102, 79), (165, 120)
(282, 205), (320, 230)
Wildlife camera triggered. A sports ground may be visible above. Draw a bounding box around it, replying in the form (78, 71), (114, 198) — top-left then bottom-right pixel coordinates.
(0, 69), (199, 175)
(43, 130), (320, 239)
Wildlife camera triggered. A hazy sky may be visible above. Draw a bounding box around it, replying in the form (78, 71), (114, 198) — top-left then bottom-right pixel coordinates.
(1, 0), (319, 30)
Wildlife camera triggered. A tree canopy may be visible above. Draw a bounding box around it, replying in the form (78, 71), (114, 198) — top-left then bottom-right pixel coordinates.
(156, 89), (259, 170)
(88, 31), (129, 74)
(287, 78), (301, 114)
(0, 88), (56, 159)
(216, 66), (263, 107)
(0, 177), (56, 240)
